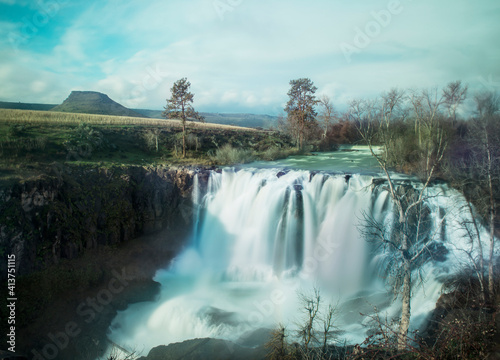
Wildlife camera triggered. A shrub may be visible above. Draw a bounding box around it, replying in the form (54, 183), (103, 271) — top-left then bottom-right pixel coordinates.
(143, 128), (161, 152)
(261, 146), (290, 161)
(7, 123), (27, 137)
(213, 144), (254, 165)
(186, 133), (200, 151)
(317, 137), (339, 152)
(64, 123), (106, 159)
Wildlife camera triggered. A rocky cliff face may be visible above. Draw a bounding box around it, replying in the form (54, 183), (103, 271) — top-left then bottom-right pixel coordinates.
(0, 164), (205, 278)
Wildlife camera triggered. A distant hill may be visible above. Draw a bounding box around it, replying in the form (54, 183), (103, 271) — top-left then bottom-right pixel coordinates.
(134, 109), (164, 119)
(0, 101), (57, 111)
(133, 109), (277, 129)
(52, 91), (145, 118)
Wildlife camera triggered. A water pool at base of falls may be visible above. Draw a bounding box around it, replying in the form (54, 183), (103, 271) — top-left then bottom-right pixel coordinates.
(103, 149), (489, 357)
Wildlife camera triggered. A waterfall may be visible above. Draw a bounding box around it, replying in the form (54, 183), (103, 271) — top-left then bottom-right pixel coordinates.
(106, 167), (491, 354)
(190, 169), (392, 294)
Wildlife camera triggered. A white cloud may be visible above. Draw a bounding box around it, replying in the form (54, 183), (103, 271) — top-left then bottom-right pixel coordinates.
(0, 55), (69, 103)
(221, 90), (239, 103)
(1, 0), (499, 113)
(52, 28), (87, 62)
(30, 80), (47, 93)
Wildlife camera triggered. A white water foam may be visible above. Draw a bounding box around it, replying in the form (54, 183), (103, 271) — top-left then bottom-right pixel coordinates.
(104, 167), (492, 356)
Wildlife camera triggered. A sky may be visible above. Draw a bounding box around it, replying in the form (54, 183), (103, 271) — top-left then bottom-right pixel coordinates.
(0, 0), (499, 115)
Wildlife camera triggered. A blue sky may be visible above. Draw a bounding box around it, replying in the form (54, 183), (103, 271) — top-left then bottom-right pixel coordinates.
(1, 0), (499, 115)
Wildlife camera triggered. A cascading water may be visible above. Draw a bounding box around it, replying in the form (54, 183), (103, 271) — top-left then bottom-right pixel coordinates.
(106, 162), (490, 356)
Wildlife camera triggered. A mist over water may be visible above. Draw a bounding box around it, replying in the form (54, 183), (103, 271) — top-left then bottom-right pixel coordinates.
(105, 148), (488, 356)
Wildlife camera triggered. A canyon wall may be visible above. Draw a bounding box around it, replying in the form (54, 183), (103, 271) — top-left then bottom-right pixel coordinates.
(0, 164), (206, 278)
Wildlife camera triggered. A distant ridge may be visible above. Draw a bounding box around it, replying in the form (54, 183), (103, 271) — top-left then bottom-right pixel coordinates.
(133, 109), (277, 129)
(52, 91), (145, 118)
(0, 101), (57, 111)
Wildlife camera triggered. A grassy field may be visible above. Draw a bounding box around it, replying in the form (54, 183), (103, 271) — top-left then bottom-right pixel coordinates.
(0, 109), (293, 182)
(0, 109), (262, 130)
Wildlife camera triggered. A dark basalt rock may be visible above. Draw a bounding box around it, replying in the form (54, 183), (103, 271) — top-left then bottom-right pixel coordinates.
(0, 165), (203, 278)
(293, 184), (303, 191)
(137, 338), (267, 360)
(0, 351), (28, 360)
(276, 170), (290, 178)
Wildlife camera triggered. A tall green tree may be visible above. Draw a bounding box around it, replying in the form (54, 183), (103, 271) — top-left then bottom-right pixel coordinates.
(285, 78), (318, 149)
(163, 78), (204, 158)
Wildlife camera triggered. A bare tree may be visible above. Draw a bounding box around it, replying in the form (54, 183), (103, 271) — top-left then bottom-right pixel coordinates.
(474, 91), (499, 117)
(442, 80), (468, 125)
(409, 87), (444, 148)
(265, 324), (290, 360)
(421, 87), (444, 126)
(143, 128), (161, 152)
(321, 303), (340, 354)
(266, 289), (339, 359)
(294, 288), (341, 359)
(468, 96), (499, 297)
(297, 287), (321, 354)
(442, 91), (499, 303)
(278, 112), (301, 147)
(318, 95), (336, 138)
(360, 183), (446, 351)
(357, 90), (448, 351)
(347, 98), (366, 124)
(460, 200), (487, 303)
(380, 88), (407, 129)
(445, 157), (488, 303)
(347, 98), (380, 135)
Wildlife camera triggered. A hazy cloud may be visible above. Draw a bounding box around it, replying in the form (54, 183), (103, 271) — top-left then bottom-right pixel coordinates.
(0, 0), (499, 113)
